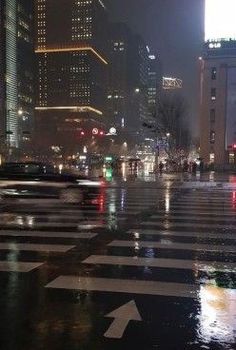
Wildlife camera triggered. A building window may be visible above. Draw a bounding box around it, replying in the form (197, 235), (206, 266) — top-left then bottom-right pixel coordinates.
(210, 130), (215, 143)
(211, 67), (217, 80)
(209, 153), (215, 163)
(210, 108), (215, 123)
(229, 152), (235, 165)
(211, 88), (216, 101)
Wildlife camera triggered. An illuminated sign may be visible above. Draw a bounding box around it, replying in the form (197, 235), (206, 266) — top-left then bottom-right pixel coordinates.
(109, 127), (117, 135)
(205, 0), (236, 42)
(92, 128), (99, 135)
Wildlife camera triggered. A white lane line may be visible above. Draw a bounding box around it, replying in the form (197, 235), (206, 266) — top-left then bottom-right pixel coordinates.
(0, 261), (43, 272)
(0, 231), (97, 239)
(45, 276), (198, 298)
(83, 255), (236, 273)
(154, 210), (236, 217)
(140, 221), (236, 229)
(108, 240), (236, 253)
(0, 243), (76, 252)
(128, 229), (236, 240)
(150, 215), (236, 222)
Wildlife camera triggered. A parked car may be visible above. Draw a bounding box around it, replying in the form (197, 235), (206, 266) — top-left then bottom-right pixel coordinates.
(0, 162), (102, 203)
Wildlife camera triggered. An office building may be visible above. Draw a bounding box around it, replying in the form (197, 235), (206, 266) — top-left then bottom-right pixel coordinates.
(34, 0), (108, 155)
(147, 53), (162, 117)
(107, 23), (149, 134)
(200, 40), (236, 168)
(0, 0), (34, 151)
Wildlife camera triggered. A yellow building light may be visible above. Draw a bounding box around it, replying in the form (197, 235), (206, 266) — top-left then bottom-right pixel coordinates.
(35, 106), (103, 116)
(35, 46), (108, 65)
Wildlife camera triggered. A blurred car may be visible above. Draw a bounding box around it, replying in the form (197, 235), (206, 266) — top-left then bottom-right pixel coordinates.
(0, 162), (102, 203)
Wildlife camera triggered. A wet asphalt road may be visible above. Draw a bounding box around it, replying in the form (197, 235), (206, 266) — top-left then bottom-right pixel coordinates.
(0, 179), (235, 350)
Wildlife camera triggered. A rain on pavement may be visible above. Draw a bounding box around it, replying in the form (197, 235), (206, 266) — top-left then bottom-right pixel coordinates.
(0, 175), (235, 350)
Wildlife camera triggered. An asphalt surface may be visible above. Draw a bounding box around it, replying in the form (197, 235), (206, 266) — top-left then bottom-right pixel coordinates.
(0, 179), (235, 350)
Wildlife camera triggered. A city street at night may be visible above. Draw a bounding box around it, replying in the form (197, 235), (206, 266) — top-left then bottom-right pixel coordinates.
(0, 175), (235, 350)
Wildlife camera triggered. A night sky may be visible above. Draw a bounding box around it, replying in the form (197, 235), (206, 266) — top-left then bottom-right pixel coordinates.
(108, 0), (205, 135)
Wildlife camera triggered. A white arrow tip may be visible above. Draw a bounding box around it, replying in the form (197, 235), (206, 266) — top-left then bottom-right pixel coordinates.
(106, 300), (142, 321)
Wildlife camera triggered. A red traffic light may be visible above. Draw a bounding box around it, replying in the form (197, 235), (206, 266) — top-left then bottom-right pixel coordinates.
(233, 144), (236, 149)
(99, 131), (104, 136)
(80, 131), (85, 136)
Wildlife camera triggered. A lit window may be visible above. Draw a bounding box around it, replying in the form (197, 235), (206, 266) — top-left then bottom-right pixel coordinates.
(210, 130), (215, 144)
(211, 88), (216, 101)
(211, 67), (217, 80)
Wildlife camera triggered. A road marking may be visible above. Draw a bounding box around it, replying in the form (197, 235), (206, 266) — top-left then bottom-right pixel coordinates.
(1, 210), (139, 215)
(140, 221), (236, 229)
(150, 215), (236, 222)
(104, 300), (142, 339)
(0, 261), (43, 272)
(108, 240), (236, 253)
(172, 202), (233, 207)
(154, 210), (236, 217)
(128, 229), (236, 240)
(0, 243), (75, 252)
(0, 231), (97, 239)
(0, 221), (108, 229)
(83, 255), (236, 272)
(45, 276), (198, 298)
(169, 205), (236, 210)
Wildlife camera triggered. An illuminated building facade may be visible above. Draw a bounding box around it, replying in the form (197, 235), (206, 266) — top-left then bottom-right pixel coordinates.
(107, 23), (149, 133)
(200, 0), (236, 168)
(34, 0), (108, 154)
(0, 0), (34, 150)
(200, 40), (236, 168)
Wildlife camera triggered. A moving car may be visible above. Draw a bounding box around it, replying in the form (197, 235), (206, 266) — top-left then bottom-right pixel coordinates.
(0, 162), (102, 203)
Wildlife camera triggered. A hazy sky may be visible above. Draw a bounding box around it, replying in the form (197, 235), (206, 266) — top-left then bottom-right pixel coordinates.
(108, 0), (205, 134)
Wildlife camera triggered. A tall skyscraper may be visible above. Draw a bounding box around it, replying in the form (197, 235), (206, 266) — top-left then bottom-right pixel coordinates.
(34, 0), (108, 155)
(147, 53), (162, 118)
(107, 23), (149, 134)
(0, 0), (34, 152)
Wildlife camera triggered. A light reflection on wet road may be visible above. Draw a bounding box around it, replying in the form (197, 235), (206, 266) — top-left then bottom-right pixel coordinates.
(0, 180), (235, 349)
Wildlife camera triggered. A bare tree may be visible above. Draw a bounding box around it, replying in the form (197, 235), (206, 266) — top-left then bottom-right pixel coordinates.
(143, 94), (191, 161)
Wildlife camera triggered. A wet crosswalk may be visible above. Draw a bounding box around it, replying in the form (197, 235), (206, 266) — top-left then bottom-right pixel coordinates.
(46, 188), (236, 302)
(0, 188), (162, 275)
(0, 186), (236, 348)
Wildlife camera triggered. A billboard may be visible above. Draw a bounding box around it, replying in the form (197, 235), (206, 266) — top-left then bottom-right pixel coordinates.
(205, 0), (236, 41)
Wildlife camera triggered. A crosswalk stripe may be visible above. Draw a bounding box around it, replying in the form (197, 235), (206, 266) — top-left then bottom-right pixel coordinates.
(128, 229), (236, 240)
(154, 210), (236, 216)
(169, 204), (235, 209)
(0, 243), (75, 252)
(108, 240), (236, 253)
(0, 213), (137, 221)
(150, 215), (236, 222)
(0, 210), (139, 216)
(173, 201), (233, 207)
(0, 230), (97, 239)
(140, 221), (236, 229)
(0, 221), (108, 229)
(0, 261), (43, 272)
(45, 276), (198, 298)
(83, 255), (236, 272)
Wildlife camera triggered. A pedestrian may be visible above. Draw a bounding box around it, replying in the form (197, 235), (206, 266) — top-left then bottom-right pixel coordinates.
(159, 161), (164, 174)
(192, 161), (197, 174)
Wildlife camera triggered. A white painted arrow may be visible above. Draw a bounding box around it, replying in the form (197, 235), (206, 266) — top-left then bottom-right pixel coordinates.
(104, 300), (142, 339)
